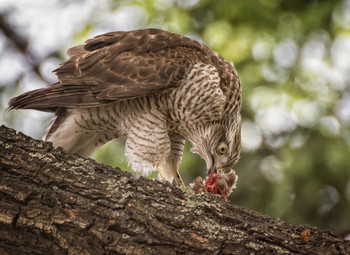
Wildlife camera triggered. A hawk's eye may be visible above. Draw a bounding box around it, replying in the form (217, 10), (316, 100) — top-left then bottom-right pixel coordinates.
(216, 143), (228, 156)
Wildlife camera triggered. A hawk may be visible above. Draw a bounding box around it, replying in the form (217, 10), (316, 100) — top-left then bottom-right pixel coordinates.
(9, 28), (242, 185)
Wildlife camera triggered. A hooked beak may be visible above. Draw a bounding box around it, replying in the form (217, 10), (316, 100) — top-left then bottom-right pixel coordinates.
(207, 154), (216, 174)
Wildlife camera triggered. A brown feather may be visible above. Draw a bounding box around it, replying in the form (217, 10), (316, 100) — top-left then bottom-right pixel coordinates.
(9, 28), (240, 115)
(43, 108), (68, 140)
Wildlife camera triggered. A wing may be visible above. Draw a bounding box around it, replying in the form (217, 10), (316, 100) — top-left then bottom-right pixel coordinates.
(9, 29), (208, 111)
(9, 28), (240, 113)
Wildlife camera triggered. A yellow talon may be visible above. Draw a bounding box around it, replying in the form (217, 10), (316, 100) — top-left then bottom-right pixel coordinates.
(172, 168), (184, 185)
(157, 163), (184, 185)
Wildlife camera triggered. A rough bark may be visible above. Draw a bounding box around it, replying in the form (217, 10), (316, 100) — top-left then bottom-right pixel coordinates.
(0, 125), (349, 255)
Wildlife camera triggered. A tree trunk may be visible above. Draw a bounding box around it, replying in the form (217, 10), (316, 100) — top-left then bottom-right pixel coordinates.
(0, 125), (349, 255)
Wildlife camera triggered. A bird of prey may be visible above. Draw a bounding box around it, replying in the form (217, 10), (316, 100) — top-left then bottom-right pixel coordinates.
(9, 28), (242, 185)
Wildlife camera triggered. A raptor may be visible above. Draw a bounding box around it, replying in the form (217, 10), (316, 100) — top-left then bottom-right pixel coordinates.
(9, 28), (242, 185)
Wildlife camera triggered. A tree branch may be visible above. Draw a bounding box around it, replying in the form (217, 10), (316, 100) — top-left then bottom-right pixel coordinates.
(0, 125), (349, 254)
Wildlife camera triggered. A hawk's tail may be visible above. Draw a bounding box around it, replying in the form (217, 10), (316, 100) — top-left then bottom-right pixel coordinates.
(8, 84), (107, 158)
(8, 83), (96, 112)
(42, 108), (68, 141)
(8, 85), (60, 113)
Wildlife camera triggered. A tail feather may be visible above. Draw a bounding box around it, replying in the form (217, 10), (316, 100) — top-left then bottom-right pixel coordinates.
(42, 108), (68, 141)
(8, 83), (99, 112)
(8, 84), (108, 158)
(43, 115), (58, 141)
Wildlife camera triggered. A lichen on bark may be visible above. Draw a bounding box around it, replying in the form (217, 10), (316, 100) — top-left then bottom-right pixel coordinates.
(0, 125), (349, 255)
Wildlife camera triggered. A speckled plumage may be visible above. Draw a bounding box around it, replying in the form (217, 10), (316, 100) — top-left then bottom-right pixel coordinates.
(9, 28), (242, 184)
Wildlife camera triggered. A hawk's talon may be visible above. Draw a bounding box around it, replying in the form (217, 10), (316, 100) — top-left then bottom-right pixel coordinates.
(157, 163), (184, 185)
(172, 168), (184, 185)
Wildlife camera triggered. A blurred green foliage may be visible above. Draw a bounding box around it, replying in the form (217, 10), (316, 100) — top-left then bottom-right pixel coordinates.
(2, 0), (350, 235)
(94, 0), (350, 235)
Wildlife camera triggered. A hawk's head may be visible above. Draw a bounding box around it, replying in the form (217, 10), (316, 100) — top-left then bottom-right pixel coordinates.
(191, 116), (241, 174)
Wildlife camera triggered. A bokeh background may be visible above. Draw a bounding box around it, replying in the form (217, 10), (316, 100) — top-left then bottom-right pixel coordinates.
(1, 0), (349, 237)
